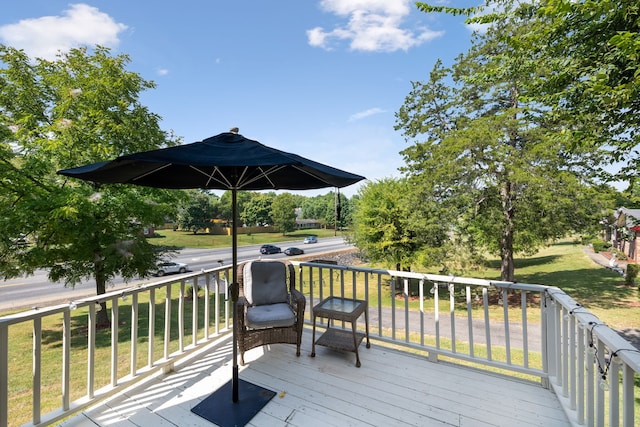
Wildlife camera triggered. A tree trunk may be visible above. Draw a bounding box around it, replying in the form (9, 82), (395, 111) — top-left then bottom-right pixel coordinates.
(500, 181), (516, 282)
(94, 258), (111, 328)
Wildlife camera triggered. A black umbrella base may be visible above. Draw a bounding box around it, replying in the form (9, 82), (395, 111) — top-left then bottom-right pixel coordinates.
(191, 379), (276, 427)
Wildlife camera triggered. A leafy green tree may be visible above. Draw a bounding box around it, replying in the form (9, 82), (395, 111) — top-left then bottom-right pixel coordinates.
(0, 45), (179, 326)
(351, 178), (448, 270)
(396, 9), (610, 281)
(177, 191), (218, 234)
(271, 193), (297, 235)
(241, 192), (275, 226)
(218, 190), (252, 224)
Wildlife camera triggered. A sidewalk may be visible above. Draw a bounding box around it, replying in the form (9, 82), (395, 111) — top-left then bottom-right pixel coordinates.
(582, 246), (640, 350)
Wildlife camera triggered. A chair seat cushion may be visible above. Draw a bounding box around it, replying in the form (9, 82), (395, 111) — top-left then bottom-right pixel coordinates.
(246, 303), (295, 329)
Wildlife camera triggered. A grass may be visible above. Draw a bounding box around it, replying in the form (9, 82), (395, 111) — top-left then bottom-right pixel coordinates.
(475, 239), (640, 330)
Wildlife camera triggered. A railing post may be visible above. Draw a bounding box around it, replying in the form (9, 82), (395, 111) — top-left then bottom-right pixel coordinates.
(148, 288), (155, 368)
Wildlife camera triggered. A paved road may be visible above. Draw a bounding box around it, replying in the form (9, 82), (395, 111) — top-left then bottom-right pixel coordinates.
(0, 237), (350, 314)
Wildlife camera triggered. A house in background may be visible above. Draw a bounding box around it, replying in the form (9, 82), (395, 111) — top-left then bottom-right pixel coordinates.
(612, 207), (640, 262)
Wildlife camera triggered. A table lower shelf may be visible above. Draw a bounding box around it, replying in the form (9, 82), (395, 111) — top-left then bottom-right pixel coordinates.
(314, 328), (365, 353)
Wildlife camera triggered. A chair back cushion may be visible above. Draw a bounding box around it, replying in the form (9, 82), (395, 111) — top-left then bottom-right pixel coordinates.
(243, 261), (288, 306)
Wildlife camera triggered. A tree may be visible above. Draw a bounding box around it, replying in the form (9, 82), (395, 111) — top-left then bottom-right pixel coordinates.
(351, 178), (450, 271)
(396, 8), (610, 281)
(177, 191), (218, 233)
(0, 45), (180, 326)
(241, 192), (275, 226)
(417, 1), (640, 185)
(271, 193), (297, 235)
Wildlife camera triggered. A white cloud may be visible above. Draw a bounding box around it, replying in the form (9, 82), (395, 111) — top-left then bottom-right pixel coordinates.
(0, 4), (127, 60)
(349, 107), (385, 122)
(308, 0), (443, 52)
(156, 68), (169, 76)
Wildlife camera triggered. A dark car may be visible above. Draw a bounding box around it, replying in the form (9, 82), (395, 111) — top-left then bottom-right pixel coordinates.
(284, 247), (304, 256)
(260, 244), (281, 254)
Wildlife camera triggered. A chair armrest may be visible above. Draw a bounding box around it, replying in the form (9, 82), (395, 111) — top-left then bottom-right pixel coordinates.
(289, 288), (306, 318)
(236, 296), (249, 326)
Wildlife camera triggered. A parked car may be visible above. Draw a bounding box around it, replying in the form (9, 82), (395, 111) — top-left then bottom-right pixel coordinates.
(284, 247), (304, 256)
(303, 236), (318, 244)
(155, 261), (188, 276)
(260, 244), (281, 254)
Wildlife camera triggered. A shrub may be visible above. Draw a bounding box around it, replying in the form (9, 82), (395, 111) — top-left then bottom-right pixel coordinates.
(592, 240), (611, 253)
(626, 264), (640, 286)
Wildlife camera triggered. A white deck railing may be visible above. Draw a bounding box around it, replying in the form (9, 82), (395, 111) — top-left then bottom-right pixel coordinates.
(1, 261), (639, 427)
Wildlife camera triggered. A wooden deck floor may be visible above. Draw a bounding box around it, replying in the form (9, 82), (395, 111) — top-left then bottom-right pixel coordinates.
(61, 329), (569, 427)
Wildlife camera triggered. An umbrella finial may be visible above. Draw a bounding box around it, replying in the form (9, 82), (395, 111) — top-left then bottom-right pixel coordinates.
(230, 127), (239, 134)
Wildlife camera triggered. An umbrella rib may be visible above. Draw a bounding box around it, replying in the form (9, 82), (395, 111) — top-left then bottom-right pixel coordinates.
(131, 163), (173, 182)
(188, 165), (232, 188)
(237, 165), (284, 189)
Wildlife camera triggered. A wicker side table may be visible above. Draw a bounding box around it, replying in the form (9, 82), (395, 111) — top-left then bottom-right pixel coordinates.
(310, 297), (370, 367)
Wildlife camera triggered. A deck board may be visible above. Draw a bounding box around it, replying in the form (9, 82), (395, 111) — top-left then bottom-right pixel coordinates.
(60, 329), (569, 427)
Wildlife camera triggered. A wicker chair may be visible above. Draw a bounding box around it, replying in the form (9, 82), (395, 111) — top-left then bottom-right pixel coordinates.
(236, 260), (306, 365)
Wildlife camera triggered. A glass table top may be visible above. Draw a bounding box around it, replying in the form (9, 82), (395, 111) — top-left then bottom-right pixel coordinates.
(317, 297), (362, 314)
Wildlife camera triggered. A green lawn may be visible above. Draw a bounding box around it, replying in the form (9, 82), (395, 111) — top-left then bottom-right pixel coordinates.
(475, 240), (640, 330)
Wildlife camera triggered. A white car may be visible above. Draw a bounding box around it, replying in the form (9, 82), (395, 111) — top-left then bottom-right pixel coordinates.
(303, 236), (318, 244)
(155, 261), (188, 276)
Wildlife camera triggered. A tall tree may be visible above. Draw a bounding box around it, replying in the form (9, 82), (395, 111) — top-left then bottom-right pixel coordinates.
(396, 8), (609, 281)
(177, 190), (218, 234)
(240, 192), (274, 226)
(271, 193), (297, 235)
(0, 45), (179, 326)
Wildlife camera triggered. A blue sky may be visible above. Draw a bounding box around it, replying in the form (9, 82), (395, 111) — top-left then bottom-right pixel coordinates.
(1, 1), (479, 197)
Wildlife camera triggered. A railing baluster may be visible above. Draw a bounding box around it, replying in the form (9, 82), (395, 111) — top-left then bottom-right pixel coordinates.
(466, 285), (474, 358)
(623, 363), (634, 427)
(148, 288), (155, 368)
(609, 358), (620, 427)
(577, 322), (585, 424)
(32, 317), (41, 424)
(502, 289), (511, 364)
(111, 298), (118, 387)
(192, 276), (198, 347)
(131, 293), (138, 377)
(449, 283), (456, 353)
(62, 310), (71, 409)
(164, 283), (171, 360)
(434, 282), (440, 348)
(204, 274), (210, 339)
(521, 290), (529, 368)
(419, 279), (424, 347)
(569, 313), (576, 410)
(179, 280), (185, 353)
(483, 287), (491, 361)
(88, 303), (95, 397)
(404, 278), (409, 343)
(562, 306), (569, 398)
(0, 321), (7, 427)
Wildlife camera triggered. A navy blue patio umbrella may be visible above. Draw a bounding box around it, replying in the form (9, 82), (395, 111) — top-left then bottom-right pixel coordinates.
(58, 129), (365, 426)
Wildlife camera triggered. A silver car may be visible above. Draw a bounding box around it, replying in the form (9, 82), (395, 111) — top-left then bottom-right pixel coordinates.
(155, 261), (188, 276)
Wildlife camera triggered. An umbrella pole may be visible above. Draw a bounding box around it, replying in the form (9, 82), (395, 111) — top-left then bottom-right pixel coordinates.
(231, 188), (239, 402)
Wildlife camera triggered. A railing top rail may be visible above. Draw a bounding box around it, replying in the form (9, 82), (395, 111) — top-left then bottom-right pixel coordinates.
(546, 286), (640, 370)
(0, 265), (231, 327)
(293, 261), (550, 292)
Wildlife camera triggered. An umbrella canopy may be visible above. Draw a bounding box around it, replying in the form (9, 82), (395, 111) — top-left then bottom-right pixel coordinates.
(57, 130), (365, 420)
(58, 131), (365, 191)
